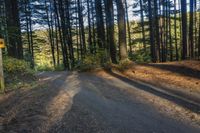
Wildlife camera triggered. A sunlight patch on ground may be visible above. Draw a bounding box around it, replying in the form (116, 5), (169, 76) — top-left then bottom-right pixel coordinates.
(99, 71), (200, 128)
(42, 72), (81, 132)
(38, 74), (63, 82)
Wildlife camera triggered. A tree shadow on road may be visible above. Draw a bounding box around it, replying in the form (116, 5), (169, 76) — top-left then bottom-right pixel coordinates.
(0, 71), (77, 133)
(47, 72), (200, 133)
(105, 70), (200, 114)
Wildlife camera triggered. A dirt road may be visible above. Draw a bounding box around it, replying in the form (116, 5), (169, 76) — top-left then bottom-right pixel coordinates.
(0, 71), (200, 133)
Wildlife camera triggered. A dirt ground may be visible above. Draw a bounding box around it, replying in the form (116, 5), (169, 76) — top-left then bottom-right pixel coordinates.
(0, 68), (200, 133)
(108, 60), (200, 105)
(122, 60), (200, 91)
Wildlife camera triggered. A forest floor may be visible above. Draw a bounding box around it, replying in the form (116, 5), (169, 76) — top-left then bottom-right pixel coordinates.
(122, 60), (200, 91)
(0, 61), (200, 133)
(109, 60), (200, 105)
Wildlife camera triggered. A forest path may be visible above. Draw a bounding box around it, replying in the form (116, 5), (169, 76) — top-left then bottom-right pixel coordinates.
(0, 71), (200, 133)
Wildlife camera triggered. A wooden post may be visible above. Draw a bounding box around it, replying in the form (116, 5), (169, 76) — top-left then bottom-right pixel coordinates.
(0, 49), (5, 93)
(0, 38), (5, 93)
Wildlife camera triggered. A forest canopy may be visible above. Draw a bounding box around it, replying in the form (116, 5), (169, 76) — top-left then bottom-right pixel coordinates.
(0, 0), (200, 70)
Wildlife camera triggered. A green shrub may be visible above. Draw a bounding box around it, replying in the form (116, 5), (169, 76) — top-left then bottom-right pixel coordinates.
(3, 57), (33, 74)
(54, 64), (65, 71)
(75, 55), (100, 71)
(129, 49), (151, 63)
(35, 64), (54, 71)
(3, 57), (35, 91)
(35, 63), (65, 71)
(75, 49), (109, 71)
(118, 59), (134, 71)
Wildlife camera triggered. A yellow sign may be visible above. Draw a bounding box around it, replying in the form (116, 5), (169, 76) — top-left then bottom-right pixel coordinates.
(0, 38), (5, 48)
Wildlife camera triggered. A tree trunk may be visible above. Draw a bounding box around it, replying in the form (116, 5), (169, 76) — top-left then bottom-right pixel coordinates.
(181, 0), (188, 60)
(174, 0), (179, 61)
(104, 0), (117, 63)
(116, 0), (128, 61)
(189, 0), (194, 58)
(87, 0), (93, 54)
(5, 0), (23, 59)
(124, 0), (132, 54)
(139, 0), (146, 51)
(147, 0), (156, 62)
(95, 0), (106, 49)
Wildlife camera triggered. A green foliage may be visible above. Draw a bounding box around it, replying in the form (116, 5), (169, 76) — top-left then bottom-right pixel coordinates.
(75, 55), (100, 71)
(35, 64), (54, 71)
(35, 64), (64, 71)
(22, 30), (54, 70)
(54, 64), (65, 71)
(129, 49), (151, 63)
(3, 57), (33, 74)
(3, 57), (36, 91)
(75, 49), (109, 71)
(117, 59), (134, 71)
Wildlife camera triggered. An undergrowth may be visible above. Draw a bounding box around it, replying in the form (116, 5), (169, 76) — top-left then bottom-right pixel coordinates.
(75, 50), (110, 71)
(3, 57), (36, 92)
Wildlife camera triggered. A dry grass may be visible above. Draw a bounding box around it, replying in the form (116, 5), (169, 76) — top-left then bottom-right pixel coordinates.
(120, 60), (200, 92)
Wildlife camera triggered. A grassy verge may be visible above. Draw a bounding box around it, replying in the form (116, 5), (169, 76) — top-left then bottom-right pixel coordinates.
(1, 57), (36, 93)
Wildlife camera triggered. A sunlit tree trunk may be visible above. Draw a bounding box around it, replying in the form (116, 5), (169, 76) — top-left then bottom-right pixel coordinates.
(116, 0), (128, 61)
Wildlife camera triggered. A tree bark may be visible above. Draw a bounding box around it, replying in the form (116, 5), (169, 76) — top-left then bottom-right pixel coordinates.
(116, 0), (128, 61)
